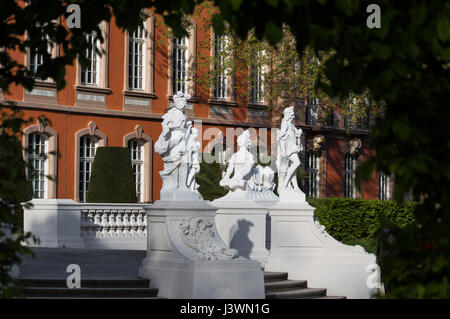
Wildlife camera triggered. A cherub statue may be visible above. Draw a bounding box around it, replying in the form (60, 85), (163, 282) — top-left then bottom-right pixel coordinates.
(154, 91), (201, 200)
(276, 106), (305, 200)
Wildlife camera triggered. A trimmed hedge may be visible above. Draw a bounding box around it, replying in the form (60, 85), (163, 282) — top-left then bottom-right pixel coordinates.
(197, 160), (227, 201)
(308, 198), (416, 242)
(86, 147), (137, 203)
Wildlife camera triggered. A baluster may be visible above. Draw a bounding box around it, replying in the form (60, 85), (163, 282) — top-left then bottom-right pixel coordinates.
(86, 210), (95, 237)
(101, 210), (109, 237)
(123, 212), (131, 237)
(94, 211), (102, 237)
(109, 210), (117, 237)
(136, 211), (143, 237)
(130, 211), (137, 237)
(116, 211), (124, 237)
(142, 211), (147, 237)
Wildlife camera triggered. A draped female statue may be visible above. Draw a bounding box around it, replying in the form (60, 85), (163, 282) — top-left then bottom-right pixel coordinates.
(276, 106), (305, 200)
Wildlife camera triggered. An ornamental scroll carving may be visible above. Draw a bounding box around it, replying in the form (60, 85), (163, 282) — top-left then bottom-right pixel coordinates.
(178, 217), (239, 261)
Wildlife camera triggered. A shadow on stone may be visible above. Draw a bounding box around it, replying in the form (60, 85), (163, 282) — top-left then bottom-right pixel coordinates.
(230, 219), (254, 259)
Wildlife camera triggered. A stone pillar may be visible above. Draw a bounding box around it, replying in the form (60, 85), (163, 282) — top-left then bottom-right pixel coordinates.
(23, 199), (84, 248)
(264, 200), (379, 299)
(138, 200), (265, 299)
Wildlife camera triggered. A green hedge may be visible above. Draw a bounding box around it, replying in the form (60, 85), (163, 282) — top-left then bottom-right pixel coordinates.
(308, 197), (416, 242)
(197, 160), (227, 201)
(86, 147), (137, 203)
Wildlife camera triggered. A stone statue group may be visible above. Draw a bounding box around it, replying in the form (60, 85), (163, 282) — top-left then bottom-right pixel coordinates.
(155, 91), (305, 202)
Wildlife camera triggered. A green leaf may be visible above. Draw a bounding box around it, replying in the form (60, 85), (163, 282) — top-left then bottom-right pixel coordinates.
(265, 0), (278, 7)
(436, 17), (450, 42)
(230, 0), (243, 11)
(370, 42), (392, 59)
(264, 21), (283, 45)
(212, 14), (225, 35)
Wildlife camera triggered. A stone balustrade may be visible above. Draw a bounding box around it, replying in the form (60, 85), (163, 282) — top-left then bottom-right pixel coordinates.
(81, 207), (147, 239)
(23, 199), (147, 250)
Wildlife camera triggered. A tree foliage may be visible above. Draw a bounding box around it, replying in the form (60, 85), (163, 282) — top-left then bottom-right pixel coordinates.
(0, 106), (36, 297)
(0, 0), (449, 298)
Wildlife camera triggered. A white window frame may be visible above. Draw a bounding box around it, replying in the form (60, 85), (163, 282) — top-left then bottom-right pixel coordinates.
(128, 25), (146, 91)
(26, 29), (58, 81)
(128, 139), (145, 202)
(27, 133), (48, 199)
(250, 50), (264, 103)
(74, 121), (107, 202)
(172, 36), (189, 95)
(378, 172), (390, 200)
(81, 33), (100, 86)
(344, 153), (356, 198)
(306, 97), (319, 126)
(306, 151), (320, 198)
(29, 48), (44, 77)
(213, 33), (228, 99)
(78, 135), (98, 202)
(77, 22), (109, 88)
(168, 20), (196, 98)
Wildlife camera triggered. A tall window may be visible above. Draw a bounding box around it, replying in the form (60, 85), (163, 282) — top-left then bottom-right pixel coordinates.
(344, 107), (355, 129)
(344, 153), (356, 198)
(250, 50), (264, 103)
(172, 37), (188, 94)
(29, 48), (43, 77)
(378, 172), (390, 200)
(306, 96), (319, 125)
(81, 33), (99, 85)
(79, 135), (98, 202)
(128, 25), (146, 90)
(214, 34), (228, 99)
(27, 133), (48, 199)
(128, 139), (144, 202)
(305, 151), (320, 198)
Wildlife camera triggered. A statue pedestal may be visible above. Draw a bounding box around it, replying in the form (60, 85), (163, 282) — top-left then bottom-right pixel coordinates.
(264, 200), (379, 299)
(138, 200), (265, 299)
(213, 196), (273, 267)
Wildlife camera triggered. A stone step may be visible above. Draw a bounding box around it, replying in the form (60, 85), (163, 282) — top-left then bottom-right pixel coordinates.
(23, 287), (159, 298)
(263, 272), (288, 282)
(25, 297), (166, 299)
(264, 280), (307, 292)
(266, 287), (327, 299)
(18, 278), (150, 288)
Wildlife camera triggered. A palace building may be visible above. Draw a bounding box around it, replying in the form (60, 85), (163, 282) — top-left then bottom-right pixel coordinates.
(1, 7), (391, 204)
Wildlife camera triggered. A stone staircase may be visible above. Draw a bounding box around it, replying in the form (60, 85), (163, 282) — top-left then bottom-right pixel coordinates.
(264, 272), (346, 299)
(17, 272), (345, 299)
(17, 278), (162, 299)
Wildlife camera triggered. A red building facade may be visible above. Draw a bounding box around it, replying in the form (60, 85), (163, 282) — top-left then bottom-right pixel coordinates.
(1, 6), (391, 203)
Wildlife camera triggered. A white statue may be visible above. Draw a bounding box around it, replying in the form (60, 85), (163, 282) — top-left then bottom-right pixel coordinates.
(154, 91), (202, 200)
(247, 165), (275, 192)
(218, 129), (277, 201)
(186, 127), (201, 192)
(219, 130), (255, 191)
(276, 106), (305, 201)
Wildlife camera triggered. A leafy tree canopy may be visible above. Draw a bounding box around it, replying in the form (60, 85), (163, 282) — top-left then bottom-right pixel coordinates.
(0, 0), (449, 298)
